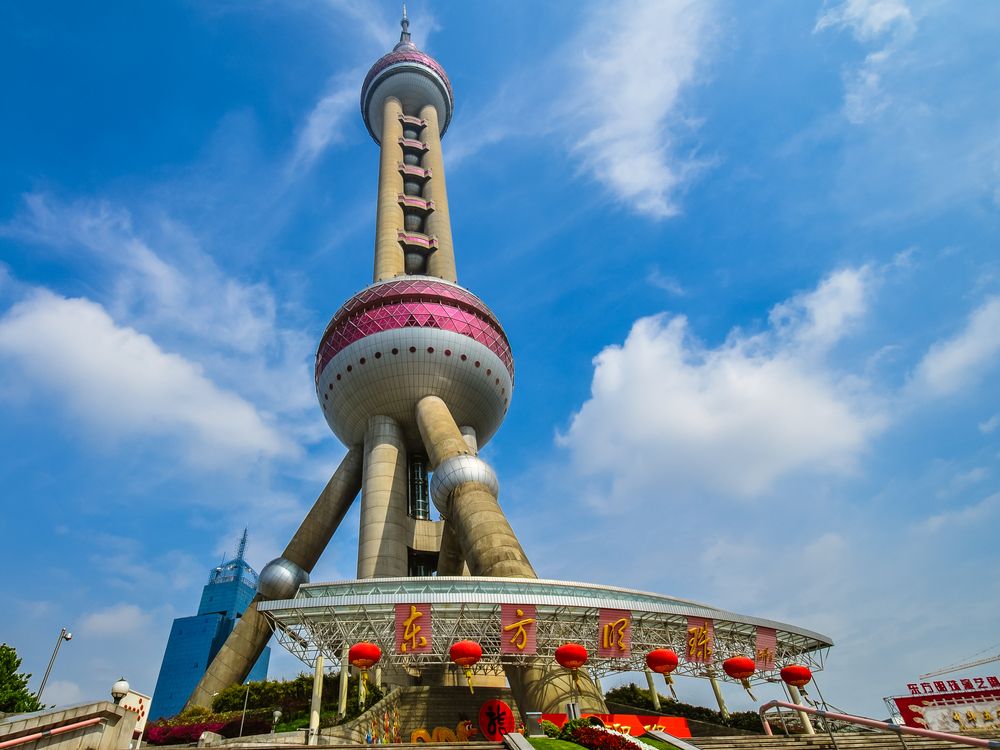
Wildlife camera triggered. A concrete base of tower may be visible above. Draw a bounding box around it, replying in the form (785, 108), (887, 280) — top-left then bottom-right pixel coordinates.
(506, 663), (607, 715)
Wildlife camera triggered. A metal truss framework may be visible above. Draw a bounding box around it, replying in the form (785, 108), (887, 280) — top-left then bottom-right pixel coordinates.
(258, 577), (832, 686)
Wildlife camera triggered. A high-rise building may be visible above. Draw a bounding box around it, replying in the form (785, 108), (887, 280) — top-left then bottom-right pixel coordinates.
(150, 530), (270, 720)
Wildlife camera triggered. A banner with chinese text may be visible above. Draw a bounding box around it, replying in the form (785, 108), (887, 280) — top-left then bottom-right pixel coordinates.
(893, 689), (1000, 730)
(754, 626), (776, 670)
(501, 604), (537, 655)
(598, 608), (632, 658)
(685, 616), (713, 664)
(395, 603), (432, 654)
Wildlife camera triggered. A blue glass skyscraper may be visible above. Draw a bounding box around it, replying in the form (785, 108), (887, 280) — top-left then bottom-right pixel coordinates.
(150, 530), (270, 720)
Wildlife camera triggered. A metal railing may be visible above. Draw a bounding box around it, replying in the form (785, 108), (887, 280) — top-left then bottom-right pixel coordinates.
(0, 717), (104, 749)
(759, 700), (1000, 750)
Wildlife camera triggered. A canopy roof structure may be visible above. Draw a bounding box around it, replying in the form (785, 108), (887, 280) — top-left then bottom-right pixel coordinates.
(258, 576), (832, 684)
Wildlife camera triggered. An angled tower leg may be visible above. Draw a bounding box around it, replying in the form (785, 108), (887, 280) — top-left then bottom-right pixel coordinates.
(415, 396), (607, 713)
(184, 446), (364, 710)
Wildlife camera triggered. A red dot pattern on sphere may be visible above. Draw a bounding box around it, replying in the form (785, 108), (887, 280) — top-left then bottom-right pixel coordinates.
(349, 642), (382, 670)
(555, 643), (589, 670)
(315, 279), (513, 383)
(449, 640), (483, 668)
(780, 664), (812, 687)
(722, 656), (756, 680)
(645, 648), (679, 675)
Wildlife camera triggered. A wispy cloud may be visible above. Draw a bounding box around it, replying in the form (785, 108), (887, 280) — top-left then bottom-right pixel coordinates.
(815, 0), (915, 124)
(287, 73), (360, 176)
(560, 0), (716, 218)
(909, 297), (1000, 397)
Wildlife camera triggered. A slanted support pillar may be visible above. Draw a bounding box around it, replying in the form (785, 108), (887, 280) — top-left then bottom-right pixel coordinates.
(788, 685), (815, 734)
(414, 395), (606, 714)
(645, 668), (661, 711)
(709, 673), (730, 720)
(338, 644), (350, 718)
(309, 654), (324, 745)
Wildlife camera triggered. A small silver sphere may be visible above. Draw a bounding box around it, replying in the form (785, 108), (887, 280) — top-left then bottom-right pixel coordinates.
(430, 454), (499, 514)
(258, 557), (309, 600)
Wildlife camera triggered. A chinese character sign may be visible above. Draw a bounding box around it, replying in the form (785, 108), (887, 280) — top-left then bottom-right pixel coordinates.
(395, 603), (432, 654)
(754, 626), (776, 670)
(478, 699), (516, 741)
(501, 604), (537, 655)
(686, 616), (713, 664)
(598, 608), (632, 658)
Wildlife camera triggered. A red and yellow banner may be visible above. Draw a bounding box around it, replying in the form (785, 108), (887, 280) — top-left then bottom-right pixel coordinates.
(754, 626), (776, 670)
(685, 616), (713, 663)
(395, 603), (432, 654)
(501, 604), (537, 655)
(598, 608), (632, 658)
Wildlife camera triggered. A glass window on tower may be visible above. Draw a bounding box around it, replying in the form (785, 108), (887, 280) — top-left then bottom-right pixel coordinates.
(408, 454), (430, 519)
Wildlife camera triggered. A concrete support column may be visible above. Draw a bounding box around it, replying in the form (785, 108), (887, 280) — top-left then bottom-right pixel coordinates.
(414, 395), (606, 715)
(184, 448), (363, 711)
(358, 416), (409, 578)
(709, 673), (730, 719)
(436, 519), (465, 576)
(788, 685), (815, 734)
(338, 644), (350, 718)
(308, 654), (324, 746)
(645, 669), (661, 711)
(419, 104), (457, 283)
(374, 97), (405, 281)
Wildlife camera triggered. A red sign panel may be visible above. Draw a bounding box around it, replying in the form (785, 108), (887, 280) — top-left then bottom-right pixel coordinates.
(598, 608), (632, 658)
(893, 688), (1000, 730)
(394, 603), (432, 654)
(686, 616), (713, 664)
(755, 626), (776, 670)
(906, 676), (1000, 695)
(541, 714), (691, 738)
(501, 604), (537, 655)
(479, 699), (516, 741)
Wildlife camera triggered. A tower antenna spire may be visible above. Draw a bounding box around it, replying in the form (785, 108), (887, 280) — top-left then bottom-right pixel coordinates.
(398, 4), (411, 46)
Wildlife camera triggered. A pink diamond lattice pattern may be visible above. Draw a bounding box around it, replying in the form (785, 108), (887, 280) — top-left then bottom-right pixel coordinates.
(362, 49), (454, 106)
(316, 279), (513, 383)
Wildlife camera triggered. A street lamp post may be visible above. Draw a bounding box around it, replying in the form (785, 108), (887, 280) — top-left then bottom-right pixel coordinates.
(272, 709), (282, 734)
(36, 628), (72, 704)
(111, 677), (130, 705)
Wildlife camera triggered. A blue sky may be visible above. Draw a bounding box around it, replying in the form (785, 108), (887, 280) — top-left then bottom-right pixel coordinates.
(2, 0), (999, 719)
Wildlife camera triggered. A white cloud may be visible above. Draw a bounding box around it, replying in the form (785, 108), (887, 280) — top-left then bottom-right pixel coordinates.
(980, 414), (1000, 434)
(562, 0), (714, 218)
(79, 603), (153, 638)
(558, 266), (885, 498)
(0, 291), (294, 465)
(920, 492), (1000, 532)
(646, 266), (686, 296)
(288, 75), (359, 175)
(910, 297), (1000, 397)
(815, 0), (914, 41)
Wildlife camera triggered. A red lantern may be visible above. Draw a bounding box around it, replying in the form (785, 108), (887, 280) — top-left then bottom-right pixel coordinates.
(646, 649), (679, 699)
(780, 665), (812, 688)
(349, 642), (382, 708)
(449, 640), (483, 694)
(723, 656), (756, 700)
(555, 643), (588, 691)
(555, 643), (589, 670)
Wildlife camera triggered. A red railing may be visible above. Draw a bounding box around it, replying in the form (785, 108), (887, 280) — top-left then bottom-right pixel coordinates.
(0, 717), (104, 749)
(759, 700), (1000, 750)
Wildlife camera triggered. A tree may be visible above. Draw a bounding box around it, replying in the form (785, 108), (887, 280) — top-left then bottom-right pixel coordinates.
(0, 643), (44, 713)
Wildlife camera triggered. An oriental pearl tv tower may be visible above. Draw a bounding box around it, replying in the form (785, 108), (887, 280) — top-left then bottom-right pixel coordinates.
(184, 9), (606, 715)
(184, 8), (832, 725)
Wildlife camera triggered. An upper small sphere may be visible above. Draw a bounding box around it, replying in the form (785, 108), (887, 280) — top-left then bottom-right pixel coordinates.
(360, 19), (454, 143)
